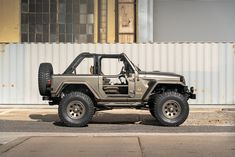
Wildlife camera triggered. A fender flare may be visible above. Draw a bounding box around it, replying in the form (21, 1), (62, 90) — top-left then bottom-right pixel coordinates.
(142, 81), (186, 101)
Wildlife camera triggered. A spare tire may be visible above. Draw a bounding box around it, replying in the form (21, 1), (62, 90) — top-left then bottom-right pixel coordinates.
(38, 63), (53, 96)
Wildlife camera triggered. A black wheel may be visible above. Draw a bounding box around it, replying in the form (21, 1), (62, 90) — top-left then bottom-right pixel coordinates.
(153, 91), (189, 126)
(149, 105), (156, 118)
(38, 63), (53, 96)
(148, 95), (157, 118)
(58, 92), (94, 127)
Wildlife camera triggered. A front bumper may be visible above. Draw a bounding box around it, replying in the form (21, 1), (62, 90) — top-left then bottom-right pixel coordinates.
(189, 92), (196, 99)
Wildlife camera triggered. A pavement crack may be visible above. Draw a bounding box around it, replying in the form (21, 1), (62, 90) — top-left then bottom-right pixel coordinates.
(137, 137), (144, 157)
(0, 137), (30, 154)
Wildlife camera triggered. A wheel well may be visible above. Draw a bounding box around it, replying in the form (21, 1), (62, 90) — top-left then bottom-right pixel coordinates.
(153, 84), (186, 94)
(61, 84), (96, 103)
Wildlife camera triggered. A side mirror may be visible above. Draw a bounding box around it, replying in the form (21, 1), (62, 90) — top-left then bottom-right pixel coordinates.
(135, 72), (139, 81)
(131, 73), (135, 79)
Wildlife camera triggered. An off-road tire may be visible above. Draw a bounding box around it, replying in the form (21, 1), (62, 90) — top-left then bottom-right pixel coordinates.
(58, 92), (94, 127)
(38, 63), (53, 96)
(149, 105), (156, 118)
(153, 91), (189, 126)
(148, 95), (157, 118)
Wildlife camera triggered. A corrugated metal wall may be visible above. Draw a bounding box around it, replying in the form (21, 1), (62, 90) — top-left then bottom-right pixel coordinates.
(0, 43), (234, 104)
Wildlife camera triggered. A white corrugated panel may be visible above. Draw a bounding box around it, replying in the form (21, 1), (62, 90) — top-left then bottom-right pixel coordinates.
(0, 43), (234, 104)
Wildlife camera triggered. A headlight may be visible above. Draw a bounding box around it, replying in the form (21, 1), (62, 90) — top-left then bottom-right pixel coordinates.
(180, 76), (186, 84)
(190, 87), (194, 93)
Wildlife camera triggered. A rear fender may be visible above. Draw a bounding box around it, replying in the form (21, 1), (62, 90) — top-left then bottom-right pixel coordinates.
(53, 82), (100, 99)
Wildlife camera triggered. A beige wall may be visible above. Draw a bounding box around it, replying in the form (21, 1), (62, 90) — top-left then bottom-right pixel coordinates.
(107, 0), (115, 43)
(94, 0), (116, 43)
(0, 0), (20, 43)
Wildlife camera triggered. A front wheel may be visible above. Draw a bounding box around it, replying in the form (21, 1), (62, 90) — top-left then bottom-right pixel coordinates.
(153, 91), (189, 126)
(58, 92), (94, 127)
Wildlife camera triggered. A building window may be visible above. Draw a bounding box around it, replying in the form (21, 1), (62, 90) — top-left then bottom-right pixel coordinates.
(21, 0), (94, 43)
(21, 0), (136, 43)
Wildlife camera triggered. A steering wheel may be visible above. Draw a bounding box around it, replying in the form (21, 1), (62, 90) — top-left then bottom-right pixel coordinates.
(119, 66), (125, 74)
(118, 66), (126, 84)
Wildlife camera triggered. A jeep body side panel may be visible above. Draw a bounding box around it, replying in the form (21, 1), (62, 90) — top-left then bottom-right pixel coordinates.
(51, 74), (184, 103)
(51, 75), (146, 102)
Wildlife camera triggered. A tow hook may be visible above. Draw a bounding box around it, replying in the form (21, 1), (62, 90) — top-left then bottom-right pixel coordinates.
(189, 87), (196, 99)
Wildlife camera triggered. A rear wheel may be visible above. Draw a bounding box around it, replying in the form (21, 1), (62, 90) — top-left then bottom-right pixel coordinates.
(148, 95), (157, 118)
(58, 92), (94, 127)
(149, 105), (156, 118)
(152, 91), (189, 126)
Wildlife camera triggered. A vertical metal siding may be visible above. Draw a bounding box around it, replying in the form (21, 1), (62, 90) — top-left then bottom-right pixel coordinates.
(0, 43), (234, 104)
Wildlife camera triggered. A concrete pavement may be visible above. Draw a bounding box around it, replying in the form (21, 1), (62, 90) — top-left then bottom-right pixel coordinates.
(0, 135), (235, 157)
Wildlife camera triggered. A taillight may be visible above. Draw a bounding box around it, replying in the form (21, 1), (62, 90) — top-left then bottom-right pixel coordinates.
(47, 80), (51, 87)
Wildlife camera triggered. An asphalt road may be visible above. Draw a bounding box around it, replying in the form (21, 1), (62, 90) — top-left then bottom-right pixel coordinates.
(0, 119), (235, 133)
(0, 108), (235, 133)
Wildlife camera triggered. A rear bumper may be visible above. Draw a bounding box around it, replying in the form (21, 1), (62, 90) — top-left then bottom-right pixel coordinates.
(42, 96), (60, 105)
(42, 96), (49, 100)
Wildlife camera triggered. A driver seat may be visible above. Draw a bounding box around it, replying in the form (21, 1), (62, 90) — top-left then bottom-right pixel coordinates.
(102, 76), (119, 94)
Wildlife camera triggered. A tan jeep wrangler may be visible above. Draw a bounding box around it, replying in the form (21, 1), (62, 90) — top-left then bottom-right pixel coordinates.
(38, 52), (196, 127)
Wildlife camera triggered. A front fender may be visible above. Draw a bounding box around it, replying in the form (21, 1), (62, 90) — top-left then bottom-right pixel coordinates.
(142, 81), (186, 101)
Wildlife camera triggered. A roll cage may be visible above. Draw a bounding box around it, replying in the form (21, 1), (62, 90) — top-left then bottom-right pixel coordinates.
(63, 52), (137, 75)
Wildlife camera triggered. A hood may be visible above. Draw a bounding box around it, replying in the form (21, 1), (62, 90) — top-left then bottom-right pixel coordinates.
(139, 71), (182, 77)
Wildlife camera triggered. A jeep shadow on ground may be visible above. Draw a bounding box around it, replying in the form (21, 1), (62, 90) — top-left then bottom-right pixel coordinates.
(29, 112), (161, 127)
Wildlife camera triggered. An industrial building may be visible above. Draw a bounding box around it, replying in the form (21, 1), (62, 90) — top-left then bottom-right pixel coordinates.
(0, 0), (235, 104)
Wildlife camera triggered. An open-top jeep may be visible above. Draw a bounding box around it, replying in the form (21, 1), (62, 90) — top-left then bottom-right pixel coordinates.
(38, 52), (196, 127)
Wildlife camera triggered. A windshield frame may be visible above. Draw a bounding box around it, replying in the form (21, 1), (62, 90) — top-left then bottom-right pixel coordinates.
(123, 53), (141, 72)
